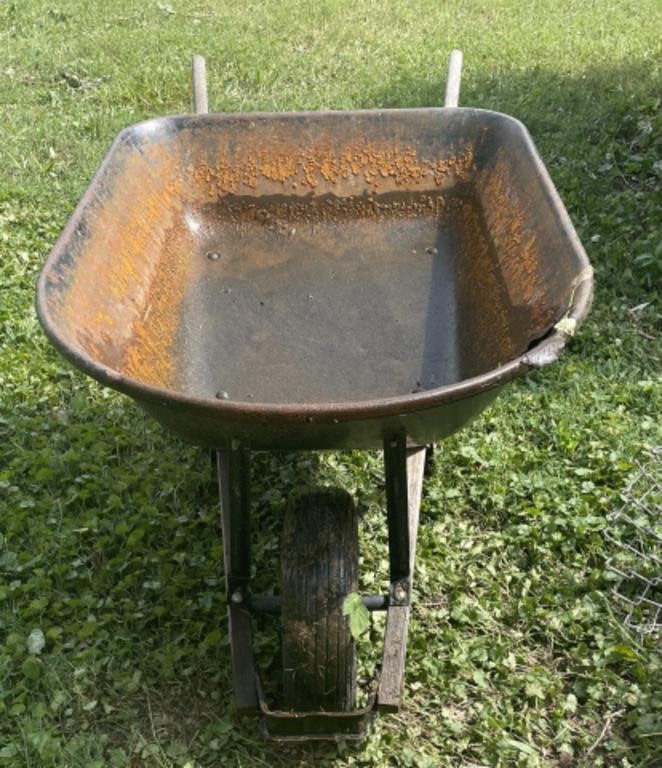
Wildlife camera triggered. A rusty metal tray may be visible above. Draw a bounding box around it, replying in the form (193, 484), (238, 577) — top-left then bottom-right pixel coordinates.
(37, 86), (591, 451)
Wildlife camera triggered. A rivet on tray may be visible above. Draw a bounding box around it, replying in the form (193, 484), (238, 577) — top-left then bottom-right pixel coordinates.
(215, 390), (229, 400)
(207, 251), (222, 261)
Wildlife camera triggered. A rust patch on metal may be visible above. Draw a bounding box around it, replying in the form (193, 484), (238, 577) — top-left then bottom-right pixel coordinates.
(192, 139), (476, 197)
(476, 150), (552, 333)
(121, 219), (194, 387)
(207, 190), (454, 226)
(455, 198), (518, 368)
(58, 146), (192, 388)
(194, 191), (464, 280)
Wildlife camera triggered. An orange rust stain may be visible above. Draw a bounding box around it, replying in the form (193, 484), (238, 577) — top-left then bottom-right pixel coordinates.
(120, 199), (193, 385)
(456, 199), (516, 367)
(259, 146), (299, 183)
(317, 147), (339, 184)
(243, 155), (259, 189)
(477, 150), (547, 330)
(58, 144), (192, 389)
(192, 138), (477, 198)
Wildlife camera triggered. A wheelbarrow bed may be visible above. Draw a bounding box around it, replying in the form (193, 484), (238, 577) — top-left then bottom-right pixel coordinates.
(37, 108), (591, 449)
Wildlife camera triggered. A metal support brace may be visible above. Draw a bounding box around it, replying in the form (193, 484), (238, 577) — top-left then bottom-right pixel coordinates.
(220, 442), (251, 600)
(216, 445), (258, 714)
(383, 433), (411, 605)
(377, 445), (427, 712)
(258, 680), (375, 742)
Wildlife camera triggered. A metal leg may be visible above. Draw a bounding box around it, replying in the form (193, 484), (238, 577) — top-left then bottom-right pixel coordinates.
(216, 444), (258, 714)
(383, 433), (411, 604)
(378, 444), (426, 712)
(219, 442), (251, 600)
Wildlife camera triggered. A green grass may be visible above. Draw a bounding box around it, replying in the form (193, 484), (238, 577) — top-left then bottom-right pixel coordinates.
(1, 1), (661, 766)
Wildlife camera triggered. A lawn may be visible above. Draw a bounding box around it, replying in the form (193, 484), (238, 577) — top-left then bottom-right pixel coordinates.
(1, 1), (661, 766)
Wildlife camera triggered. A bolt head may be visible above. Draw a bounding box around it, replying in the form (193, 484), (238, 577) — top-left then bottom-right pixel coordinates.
(393, 583), (408, 603)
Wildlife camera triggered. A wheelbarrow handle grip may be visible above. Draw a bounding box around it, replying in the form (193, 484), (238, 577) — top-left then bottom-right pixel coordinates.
(192, 51), (461, 113)
(192, 54), (209, 114)
(444, 49), (463, 108)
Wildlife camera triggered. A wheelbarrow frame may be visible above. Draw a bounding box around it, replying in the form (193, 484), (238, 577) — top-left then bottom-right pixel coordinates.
(217, 436), (425, 740)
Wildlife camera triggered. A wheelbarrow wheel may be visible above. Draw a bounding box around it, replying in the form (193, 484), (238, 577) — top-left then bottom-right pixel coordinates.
(281, 487), (359, 712)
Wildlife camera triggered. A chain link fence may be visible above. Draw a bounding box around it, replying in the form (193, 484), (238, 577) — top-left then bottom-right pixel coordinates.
(604, 448), (661, 635)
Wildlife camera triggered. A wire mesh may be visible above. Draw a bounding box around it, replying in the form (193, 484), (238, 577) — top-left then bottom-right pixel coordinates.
(604, 447), (661, 635)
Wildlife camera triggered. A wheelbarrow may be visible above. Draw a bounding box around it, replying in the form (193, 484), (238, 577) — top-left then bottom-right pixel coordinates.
(36, 51), (592, 740)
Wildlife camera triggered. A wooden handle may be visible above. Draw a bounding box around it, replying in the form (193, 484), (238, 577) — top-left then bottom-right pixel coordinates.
(444, 49), (463, 107)
(192, 54), (208, 114)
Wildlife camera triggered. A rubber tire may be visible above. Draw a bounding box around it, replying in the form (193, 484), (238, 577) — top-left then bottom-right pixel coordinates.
(281, 487), (359, 712)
